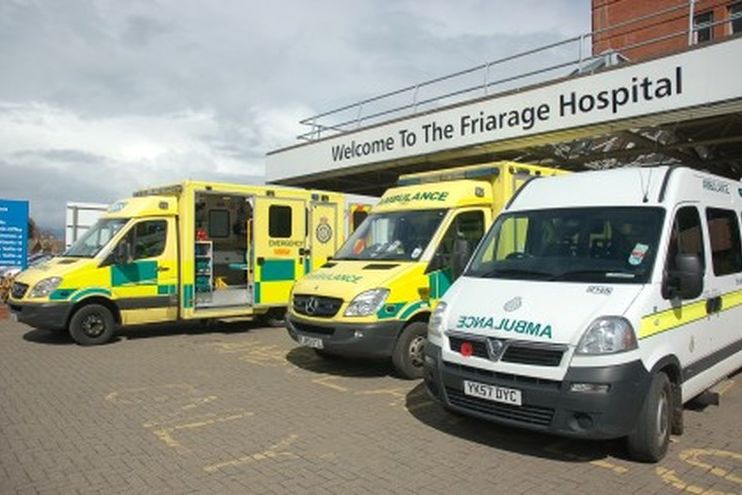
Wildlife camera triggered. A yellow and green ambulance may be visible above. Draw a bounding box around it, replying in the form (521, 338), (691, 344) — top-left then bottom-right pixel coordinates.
(8, 181), (373, 345)
(286, 162), (566, 378)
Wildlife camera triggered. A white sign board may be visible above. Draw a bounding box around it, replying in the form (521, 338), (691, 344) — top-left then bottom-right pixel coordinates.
(267, 38), (742, 182)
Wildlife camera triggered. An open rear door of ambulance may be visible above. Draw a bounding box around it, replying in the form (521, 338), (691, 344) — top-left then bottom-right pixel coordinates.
(252, 196), (307, 307)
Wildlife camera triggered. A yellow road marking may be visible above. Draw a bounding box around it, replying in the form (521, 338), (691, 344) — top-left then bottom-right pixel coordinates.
(203, 434), (299, 473)
(543, 439), (628, 474)
(712, 380), (735, 397)
(406, 400), (436, 412)
(656, 466), (734, 495)
(354, 387), (408, 406)
(104, 383), (195, 404)
(181, 395), (218, 410)
(589, 459), (629, 474)
(205, 341), (264, 353)
(153, 428), (183, 451)
(311, 375), (349, 392)
(147, 410), (254, 453)
(679, 449), (742, 486)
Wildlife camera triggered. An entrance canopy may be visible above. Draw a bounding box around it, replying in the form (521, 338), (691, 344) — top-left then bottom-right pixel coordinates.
(267, 36), (742, 196)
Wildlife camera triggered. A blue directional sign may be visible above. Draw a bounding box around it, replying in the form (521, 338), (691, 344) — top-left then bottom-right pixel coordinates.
(0, 199), (29, 271)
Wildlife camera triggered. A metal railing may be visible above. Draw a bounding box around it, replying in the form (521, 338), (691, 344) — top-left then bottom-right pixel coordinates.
(296, 0), (721, 142)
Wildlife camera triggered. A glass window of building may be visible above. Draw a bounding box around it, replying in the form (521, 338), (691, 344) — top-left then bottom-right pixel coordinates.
(694, 11), (714, 43)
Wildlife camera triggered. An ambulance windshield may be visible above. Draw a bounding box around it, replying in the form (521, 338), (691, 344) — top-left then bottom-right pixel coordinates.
(335, 209), (447, 261)
(467, 207), (665, 283)
(64, 218), (129, 258)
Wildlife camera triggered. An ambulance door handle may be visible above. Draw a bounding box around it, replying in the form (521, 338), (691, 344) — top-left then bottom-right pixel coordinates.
(157, 266), (170, 272)
(299, 248), (310, 256)
(705, 296), (722, 315)
(257, 257), (265, 266)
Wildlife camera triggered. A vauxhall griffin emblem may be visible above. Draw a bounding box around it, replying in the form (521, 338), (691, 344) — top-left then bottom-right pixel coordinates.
(486, 338), (506, 361)
(503, 296), (522, 312)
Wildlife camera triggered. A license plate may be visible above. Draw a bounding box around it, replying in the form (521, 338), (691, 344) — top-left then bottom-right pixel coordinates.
(10, 312), (18, 322)
(298, 335), (324, 349)
(463, 380), (522, 406)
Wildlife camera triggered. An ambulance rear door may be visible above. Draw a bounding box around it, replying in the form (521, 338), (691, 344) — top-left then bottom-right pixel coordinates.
(253, 196), (307, 306)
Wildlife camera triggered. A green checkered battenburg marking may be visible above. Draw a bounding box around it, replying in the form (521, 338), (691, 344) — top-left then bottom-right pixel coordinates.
(376, 302), (405, 320)
(260, 259), (295, 282)
(111, 261), (158, 286)
(428, 269), (453, 299)
(183, 284), (194, 308)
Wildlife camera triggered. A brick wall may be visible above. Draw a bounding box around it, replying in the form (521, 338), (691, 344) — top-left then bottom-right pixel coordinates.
(592, 0), (739, 60)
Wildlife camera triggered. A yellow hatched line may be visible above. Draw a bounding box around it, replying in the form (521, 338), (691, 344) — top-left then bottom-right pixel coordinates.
(722, 289), (742, 310)
(639, 288), (742, 340)
(640, 300), (708, 340)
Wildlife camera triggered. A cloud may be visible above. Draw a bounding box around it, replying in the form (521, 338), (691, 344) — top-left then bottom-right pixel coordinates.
(0, 0), (589, 230)
(0, 101), (310, 227)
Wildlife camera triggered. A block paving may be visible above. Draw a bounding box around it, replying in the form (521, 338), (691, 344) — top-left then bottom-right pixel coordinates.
(0, 311), (741, 494)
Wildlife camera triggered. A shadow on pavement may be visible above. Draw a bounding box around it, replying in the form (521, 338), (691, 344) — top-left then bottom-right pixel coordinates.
(285, 346), (397, 379)
(404, 382), (629, 463)
(22, 328), (74, 345)
(22, 319), (271, 345)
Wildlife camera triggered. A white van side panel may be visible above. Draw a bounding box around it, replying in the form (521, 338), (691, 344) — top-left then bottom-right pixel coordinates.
(682, 352), (742, 401)
(643, 169), (742, 401)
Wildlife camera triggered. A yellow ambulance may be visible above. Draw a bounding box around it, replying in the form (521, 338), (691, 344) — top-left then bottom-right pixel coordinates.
(8, 181), (372, 345)
(286, 162), (566, 378)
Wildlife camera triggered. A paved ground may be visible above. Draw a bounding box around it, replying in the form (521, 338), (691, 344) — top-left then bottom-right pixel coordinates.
(1, 310), (741, 494)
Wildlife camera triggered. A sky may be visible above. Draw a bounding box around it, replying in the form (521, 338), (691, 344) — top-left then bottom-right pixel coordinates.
(0, 0), (590, 230)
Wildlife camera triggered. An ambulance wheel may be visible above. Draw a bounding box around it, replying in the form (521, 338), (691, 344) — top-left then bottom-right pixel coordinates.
(260, 309), (286, 328)
(627, 372), (672, 463)
(69, 304), (115, 346)
(392, 322), (428, 380)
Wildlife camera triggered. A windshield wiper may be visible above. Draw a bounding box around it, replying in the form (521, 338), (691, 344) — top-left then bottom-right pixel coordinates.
(550, 269), (636, 281)
(476, 268), (554, 280)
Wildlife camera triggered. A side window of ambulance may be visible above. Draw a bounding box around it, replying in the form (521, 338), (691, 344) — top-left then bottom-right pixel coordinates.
(666, 206), (705, 273)
(269, 205), (292, 238)
(494, 215), (530, 260)
(437, 211), (485, 257)
(120, 220), (167, 261)
(706, 208), (742, 276)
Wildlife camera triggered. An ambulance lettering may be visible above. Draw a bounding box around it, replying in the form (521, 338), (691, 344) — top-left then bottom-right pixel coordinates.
(304, 272), (363, 284)
(456, 314), (553, 339)
(377, 190), (450, 205)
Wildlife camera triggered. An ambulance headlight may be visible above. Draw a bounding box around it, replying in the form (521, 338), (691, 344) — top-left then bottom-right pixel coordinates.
(428, 301), (448, 337)
(576, 316), (637, 355)
(344, 289), (389, 317)
(29, 277), (63, 298)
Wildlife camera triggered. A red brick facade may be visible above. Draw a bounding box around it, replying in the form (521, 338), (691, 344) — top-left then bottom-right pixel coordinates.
(592, 0), (742, 60)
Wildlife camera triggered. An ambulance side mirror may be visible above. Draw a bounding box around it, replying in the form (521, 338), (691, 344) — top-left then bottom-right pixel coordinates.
(664, 253), (703, 300)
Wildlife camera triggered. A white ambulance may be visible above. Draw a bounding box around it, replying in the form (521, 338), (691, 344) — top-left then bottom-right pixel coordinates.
(425, 166), (742, 462)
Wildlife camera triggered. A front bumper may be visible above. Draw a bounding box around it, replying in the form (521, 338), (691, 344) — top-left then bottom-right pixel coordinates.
(424, 343), (651, 440)
(7, 301), (72, 331)
(286, 314), (404, 358)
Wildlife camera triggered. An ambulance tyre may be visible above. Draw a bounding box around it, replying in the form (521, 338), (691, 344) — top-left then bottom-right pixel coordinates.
(627, 372), (672, 462)
(260, 309), (286, 328)
(392, 322), (428, 380)
(69, 304), (115, 346)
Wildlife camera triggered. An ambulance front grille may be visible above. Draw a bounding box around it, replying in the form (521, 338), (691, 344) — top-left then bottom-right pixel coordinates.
(448, 336), (489, 359)
(502, 345), (564, 367)
(11, 282), (28, 299)
(445, 387), (555, 427)
(292, 294), (342, 317)
(447, 333), (565, 367)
